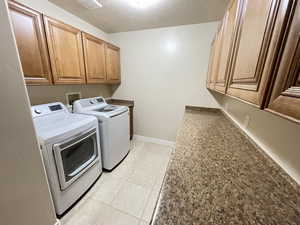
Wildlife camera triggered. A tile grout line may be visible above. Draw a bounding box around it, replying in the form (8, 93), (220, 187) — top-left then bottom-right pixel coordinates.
(62, 141), (170, 225)
(92, 198), (142, 222)
(140, 183), (156, 223)
(139, 148), (172, 223)
(109, 177), (154, 218)
(108, 141), (153, 220)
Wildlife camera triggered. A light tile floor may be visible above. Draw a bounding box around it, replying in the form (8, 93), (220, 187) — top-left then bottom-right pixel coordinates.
(60, 141), (173, 225)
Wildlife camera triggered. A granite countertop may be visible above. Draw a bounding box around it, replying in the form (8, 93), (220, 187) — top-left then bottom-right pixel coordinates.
(106, 99), (134, 108)
(151, 108), (300, 225)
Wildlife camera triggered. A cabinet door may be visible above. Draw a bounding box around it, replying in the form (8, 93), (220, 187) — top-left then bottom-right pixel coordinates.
(215, 0), (240, 93)
(266, 0), (300, 123)
(43, 16), (85, 84)
(207, 23), (225, 90)
(8, 1), (52, 85)
(82, 32), (106, 84)
(105, 44), (121, 83)
(227, 0), (288, 107)
(207, 38), (216, 89)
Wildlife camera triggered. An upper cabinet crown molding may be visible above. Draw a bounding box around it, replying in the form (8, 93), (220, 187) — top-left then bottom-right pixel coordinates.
(43, 16), (86, 84)
(8, 0), (52, 85)
(227, 0), (288, 107)
(266, 0), (300, 124)
(105, 43), (121, 84)
(82, 32), (107, 84)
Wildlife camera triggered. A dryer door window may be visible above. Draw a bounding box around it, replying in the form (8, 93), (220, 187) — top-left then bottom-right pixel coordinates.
(53, 128), (99, 190)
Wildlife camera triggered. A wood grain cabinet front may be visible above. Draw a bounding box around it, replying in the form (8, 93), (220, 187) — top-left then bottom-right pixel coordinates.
(227, 0), (290, 107)
(266, 0), (300, 124)
(43, 16), (86, 84)
(215, 0), (241, 93)
(8, 1), (52, 85)
(207, 23), (224, 90)
(207, 37), (216, 90)
(82, 32), (107, 84)
(105, 44), (121, 84)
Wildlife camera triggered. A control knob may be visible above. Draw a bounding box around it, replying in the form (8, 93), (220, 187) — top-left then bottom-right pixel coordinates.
(34, 109), (42, 114)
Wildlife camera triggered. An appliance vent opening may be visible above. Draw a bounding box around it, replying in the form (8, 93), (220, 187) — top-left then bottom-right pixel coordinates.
(77, 0), (103, 9)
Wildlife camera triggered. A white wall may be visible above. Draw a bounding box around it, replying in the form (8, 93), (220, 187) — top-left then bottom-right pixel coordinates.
(27, 84), (112, 106)
(16, 0), (109, 41)
(110, 22), (220, 141)
(213, 93), (300, 184)
(0, 1), (57, 225)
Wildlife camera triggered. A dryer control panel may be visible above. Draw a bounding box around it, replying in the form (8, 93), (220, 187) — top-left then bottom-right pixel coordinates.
(31, 102), (67, 118)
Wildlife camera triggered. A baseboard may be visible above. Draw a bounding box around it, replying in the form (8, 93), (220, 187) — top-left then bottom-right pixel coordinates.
(54, 219), (61, 225)
(133, 135), (175, 148)
(221, 108), (300, 185)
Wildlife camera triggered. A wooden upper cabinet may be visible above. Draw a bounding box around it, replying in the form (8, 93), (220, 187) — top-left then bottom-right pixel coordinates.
(227, 0), (289, 107)
(215, 0), (240, 93)
(43, 16), (86, 84)
(266, 0), (300, 123)
(208, 23), (224, 90)
(207, 38), (216, 89)
(105, 44), (121, 83)
(8, 1), (52, 85)
(82, 32), (106, 84)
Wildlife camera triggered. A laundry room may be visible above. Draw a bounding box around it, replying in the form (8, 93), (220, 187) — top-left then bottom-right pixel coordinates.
(1, 0), (300, 225)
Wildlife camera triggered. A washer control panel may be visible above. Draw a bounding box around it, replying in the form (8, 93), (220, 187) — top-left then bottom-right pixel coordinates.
(75, 97), (106, 109)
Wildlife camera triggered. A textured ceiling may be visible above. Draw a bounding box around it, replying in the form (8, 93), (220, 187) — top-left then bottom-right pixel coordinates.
(49, 0), (228, 33)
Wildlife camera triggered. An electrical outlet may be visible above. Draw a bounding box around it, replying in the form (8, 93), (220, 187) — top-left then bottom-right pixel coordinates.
(244, 115), (251, 128)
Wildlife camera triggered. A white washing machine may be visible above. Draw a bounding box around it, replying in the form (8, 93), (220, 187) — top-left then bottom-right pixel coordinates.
(32, 102), (102, 215)
(73, 97), (130, 170)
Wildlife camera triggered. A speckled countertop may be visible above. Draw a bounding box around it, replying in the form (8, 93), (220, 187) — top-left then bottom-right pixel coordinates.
(151, 108), (300, 225)
(106, 99), (134, 108)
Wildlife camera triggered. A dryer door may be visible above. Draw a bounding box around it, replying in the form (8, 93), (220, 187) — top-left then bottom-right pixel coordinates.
(53, 128), (99, 190)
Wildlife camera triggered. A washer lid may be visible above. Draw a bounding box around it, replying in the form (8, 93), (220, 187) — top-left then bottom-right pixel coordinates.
(89, 105), (129, 119)
(95, 105), (118, 112)
(73, 97), (129, 118)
